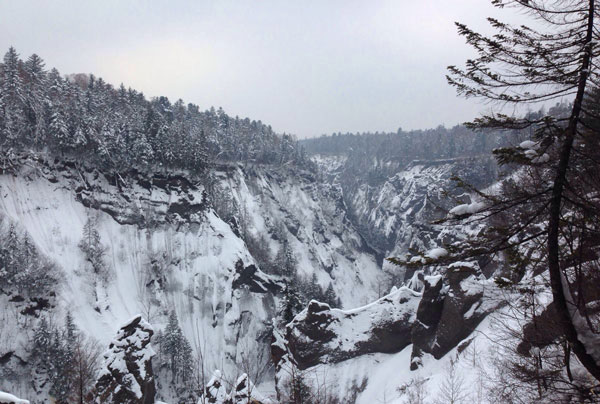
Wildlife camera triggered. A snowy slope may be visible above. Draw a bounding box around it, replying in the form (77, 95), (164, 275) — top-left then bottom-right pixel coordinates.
(297, 314), (497, 404)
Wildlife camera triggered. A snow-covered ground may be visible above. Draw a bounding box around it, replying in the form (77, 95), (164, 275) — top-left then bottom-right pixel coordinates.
(294, 312), (498, 404)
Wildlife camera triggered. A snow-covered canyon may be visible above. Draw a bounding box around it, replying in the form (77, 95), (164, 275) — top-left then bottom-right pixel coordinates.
(0, 150), (502, 403)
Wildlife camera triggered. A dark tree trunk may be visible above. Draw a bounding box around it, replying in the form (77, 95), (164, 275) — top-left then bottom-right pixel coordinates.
(547, 0), (600, 382)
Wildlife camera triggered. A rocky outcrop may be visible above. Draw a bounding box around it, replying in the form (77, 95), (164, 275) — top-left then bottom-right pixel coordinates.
(94, 316), (156, 404)
(277, 287), (421, 370)
(5, 153), (209, 228)
(231, 260), (284, 294)
(410, 264), (500, 369)
(275, 265), (502, 376)
(203, 370), (229, 404)
(201, 371), (269, 404)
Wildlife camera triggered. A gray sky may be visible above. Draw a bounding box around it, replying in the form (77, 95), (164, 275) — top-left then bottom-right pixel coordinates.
(0, 1), (505, 138)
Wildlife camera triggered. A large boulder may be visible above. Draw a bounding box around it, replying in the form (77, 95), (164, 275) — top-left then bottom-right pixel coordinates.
(94, 315), (156, 404)
(278, 286), (421, 370)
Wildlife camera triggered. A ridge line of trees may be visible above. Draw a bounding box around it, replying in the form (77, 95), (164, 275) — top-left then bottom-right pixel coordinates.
(0, 47), (308, 175)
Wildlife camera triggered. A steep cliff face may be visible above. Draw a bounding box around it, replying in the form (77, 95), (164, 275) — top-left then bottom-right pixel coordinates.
(0, 156), (285, 400)
(343, 157), (496, 257)
(314, 154), (497, 282)
(215, 164), (383, 308)
(0, 154), (385, 401)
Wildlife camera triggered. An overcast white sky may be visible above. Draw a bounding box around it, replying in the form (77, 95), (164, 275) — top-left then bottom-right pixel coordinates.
(0, 1), (509, 138)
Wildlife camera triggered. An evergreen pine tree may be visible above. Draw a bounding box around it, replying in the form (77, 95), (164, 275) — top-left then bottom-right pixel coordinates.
(323, 282), (338, 307)
(162, 310), (193, 384)
(443, 0), (600, 382)
(1, 224), (20, 285)
(281, 284), (303, 325)
(305, 272), (323, 302)
(49, 329), (73, 403)
(32, 316), (52, 366)
(79, 212), (106, 275)
(23, 53), (48, 145)
(0, 47), (25, 145)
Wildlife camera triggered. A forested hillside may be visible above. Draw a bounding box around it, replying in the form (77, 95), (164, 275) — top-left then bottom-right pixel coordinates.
(0, 47), (307, 174)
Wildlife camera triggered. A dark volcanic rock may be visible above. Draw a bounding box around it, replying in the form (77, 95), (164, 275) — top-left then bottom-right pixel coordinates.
(410, 264), (499, 369)
(94, 315), (156, 404)
(410, 275), (446, 370)
(231, 260), (284, 294)
(278, 287), (421, 370)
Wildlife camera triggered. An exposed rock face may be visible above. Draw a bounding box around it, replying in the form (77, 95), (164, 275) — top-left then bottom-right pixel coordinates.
(94, 315), (156, 404)
(275, 267), (503, 381)
(3, 154), (209, 228)
(279, 287), (421, 370)
(409, 266), (501, 369)
(409, 275), (446, 370)
(231, 260), (284, 294)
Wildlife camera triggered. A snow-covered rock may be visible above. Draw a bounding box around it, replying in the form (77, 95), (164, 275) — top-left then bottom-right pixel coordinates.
(202, 370), (228, 403)
(448, 201), (486, 216)
(230, 373), (271, 404)
(200, 371), (270, 404)
(275, 286), (422, 371)
(0, 155), (287, 397)
(0, 149), (502, 402)
(94, 315), (156, 404)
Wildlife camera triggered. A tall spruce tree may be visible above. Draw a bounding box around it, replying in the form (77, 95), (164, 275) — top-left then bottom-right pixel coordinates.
(79, 212), (106, 275)
(0, 47), (25, 145)
(162, 310), (193, 384)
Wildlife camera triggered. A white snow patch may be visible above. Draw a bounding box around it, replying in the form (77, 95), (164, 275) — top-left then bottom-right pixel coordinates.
(425, 247), (448, 260)
(0, 391), (29, 404)
(449, 201), (486, 216)
(519, 140), (539, 150)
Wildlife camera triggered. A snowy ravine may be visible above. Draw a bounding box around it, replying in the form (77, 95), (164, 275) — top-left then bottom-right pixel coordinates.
(0, 150), (501, 402)
(0, 154), (384, 401)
